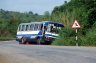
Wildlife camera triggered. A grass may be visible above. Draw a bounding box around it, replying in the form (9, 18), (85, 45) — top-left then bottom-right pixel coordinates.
(0, 37), (15, 41)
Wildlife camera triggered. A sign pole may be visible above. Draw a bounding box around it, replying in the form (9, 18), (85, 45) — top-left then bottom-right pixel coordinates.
(72, 20), (81, 46)
(76, 29), (78, 46)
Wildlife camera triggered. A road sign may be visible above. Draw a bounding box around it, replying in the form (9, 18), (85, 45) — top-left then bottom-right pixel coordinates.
(72, 20), (81, 46)
(72, 20), (80, 28)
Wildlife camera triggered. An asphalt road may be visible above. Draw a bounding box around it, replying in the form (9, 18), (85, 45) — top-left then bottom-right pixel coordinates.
(0, 40), (96, 63)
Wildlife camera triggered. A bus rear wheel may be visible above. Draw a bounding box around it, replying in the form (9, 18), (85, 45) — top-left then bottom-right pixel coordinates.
(21, 37), (26, 44)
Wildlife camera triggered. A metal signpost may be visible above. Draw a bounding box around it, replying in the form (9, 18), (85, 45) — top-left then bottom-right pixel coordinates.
(72, 20), (81, 46)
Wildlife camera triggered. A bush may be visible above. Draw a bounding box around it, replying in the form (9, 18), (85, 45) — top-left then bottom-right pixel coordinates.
(52, 27), (77, 46)
(52, 37), (76, 46)
(0, 37), (15, 41)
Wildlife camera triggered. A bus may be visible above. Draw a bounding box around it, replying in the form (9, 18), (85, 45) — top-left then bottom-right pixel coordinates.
(16, 21), (64, 44)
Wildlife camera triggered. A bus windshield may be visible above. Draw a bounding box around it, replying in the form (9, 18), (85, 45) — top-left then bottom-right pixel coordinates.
(45, 24), (62, 33)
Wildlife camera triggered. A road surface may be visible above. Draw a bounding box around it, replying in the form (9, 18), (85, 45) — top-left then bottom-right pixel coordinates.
(0, 40), (96, 63)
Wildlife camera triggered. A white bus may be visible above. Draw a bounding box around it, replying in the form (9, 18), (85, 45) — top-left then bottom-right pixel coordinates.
(16, 21), (64, 44)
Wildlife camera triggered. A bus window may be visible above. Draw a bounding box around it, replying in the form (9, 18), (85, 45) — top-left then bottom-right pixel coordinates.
(30, 24), (41, 31)
(34, 24), (41, 31)
(34, 24), (37, 30)
(30, 24), (34, 31)
(18, 25), (21, 31)
(38, 24), (42, 30)
(49, 24), (60, 33)
(47, 24), (50, 32)
(25, 25), (29, 31)
(21, 25), (25, 31)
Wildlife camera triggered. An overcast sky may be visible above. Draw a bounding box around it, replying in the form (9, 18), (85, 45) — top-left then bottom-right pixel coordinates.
(0, 0), (70, 15)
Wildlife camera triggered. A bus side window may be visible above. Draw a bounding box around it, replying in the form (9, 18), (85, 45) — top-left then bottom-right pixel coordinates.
(30, 24), (34, 31)
(47, 24), (51, 32)
(18, 25), (21, 31)
(21, 25), (25, 31)
(34, 24), (38, 31)
(25, 25), (29, 31)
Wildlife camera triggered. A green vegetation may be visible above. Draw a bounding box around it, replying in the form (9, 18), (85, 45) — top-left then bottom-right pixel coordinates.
(51, 0), (96, 46)
(0, 0), (96, 46)
(0, 9), (46, 40)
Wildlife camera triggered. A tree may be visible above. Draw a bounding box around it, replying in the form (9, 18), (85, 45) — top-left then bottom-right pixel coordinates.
(29, 11), (33, 15)
(43, 11), (50, 20)
(87, 8), (96, 26)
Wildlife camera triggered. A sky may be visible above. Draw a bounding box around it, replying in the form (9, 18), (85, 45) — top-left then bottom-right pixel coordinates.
(0, 0), (70, 15)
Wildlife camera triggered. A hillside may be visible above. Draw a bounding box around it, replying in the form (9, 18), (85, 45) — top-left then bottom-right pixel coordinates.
(51, 0), (96, 46)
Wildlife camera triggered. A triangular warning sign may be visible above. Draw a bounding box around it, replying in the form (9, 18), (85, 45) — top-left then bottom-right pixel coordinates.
(72, 20), (81, 28)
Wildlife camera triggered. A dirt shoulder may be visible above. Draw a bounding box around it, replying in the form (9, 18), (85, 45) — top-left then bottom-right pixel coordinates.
(0, 53), (11, 63)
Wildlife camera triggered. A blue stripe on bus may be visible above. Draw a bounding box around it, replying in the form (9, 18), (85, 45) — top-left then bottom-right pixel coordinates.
(16, 34), (57, 37)
(38, 31), (43, 35)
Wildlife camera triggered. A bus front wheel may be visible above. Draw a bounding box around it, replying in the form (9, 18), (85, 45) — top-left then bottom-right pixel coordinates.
(37, 38), (41, 45)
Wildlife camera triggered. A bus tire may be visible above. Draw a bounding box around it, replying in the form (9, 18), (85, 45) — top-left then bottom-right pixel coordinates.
(21, 37), (26, 44)
(37, 38), (41, 45)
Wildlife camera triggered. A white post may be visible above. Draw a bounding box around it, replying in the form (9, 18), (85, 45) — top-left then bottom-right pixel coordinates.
(76, 29), (77, 33)
(76, 29), (78, 46)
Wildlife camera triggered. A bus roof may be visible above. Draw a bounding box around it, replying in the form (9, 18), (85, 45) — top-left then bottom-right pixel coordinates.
(19, 21), (64, 27)
(42, 21), (64, 27)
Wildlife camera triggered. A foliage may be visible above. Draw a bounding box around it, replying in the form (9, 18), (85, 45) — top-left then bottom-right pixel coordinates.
(0, 9), (45, 39)
(51, 0), (96, 46)
(52, 27), (76, 46)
